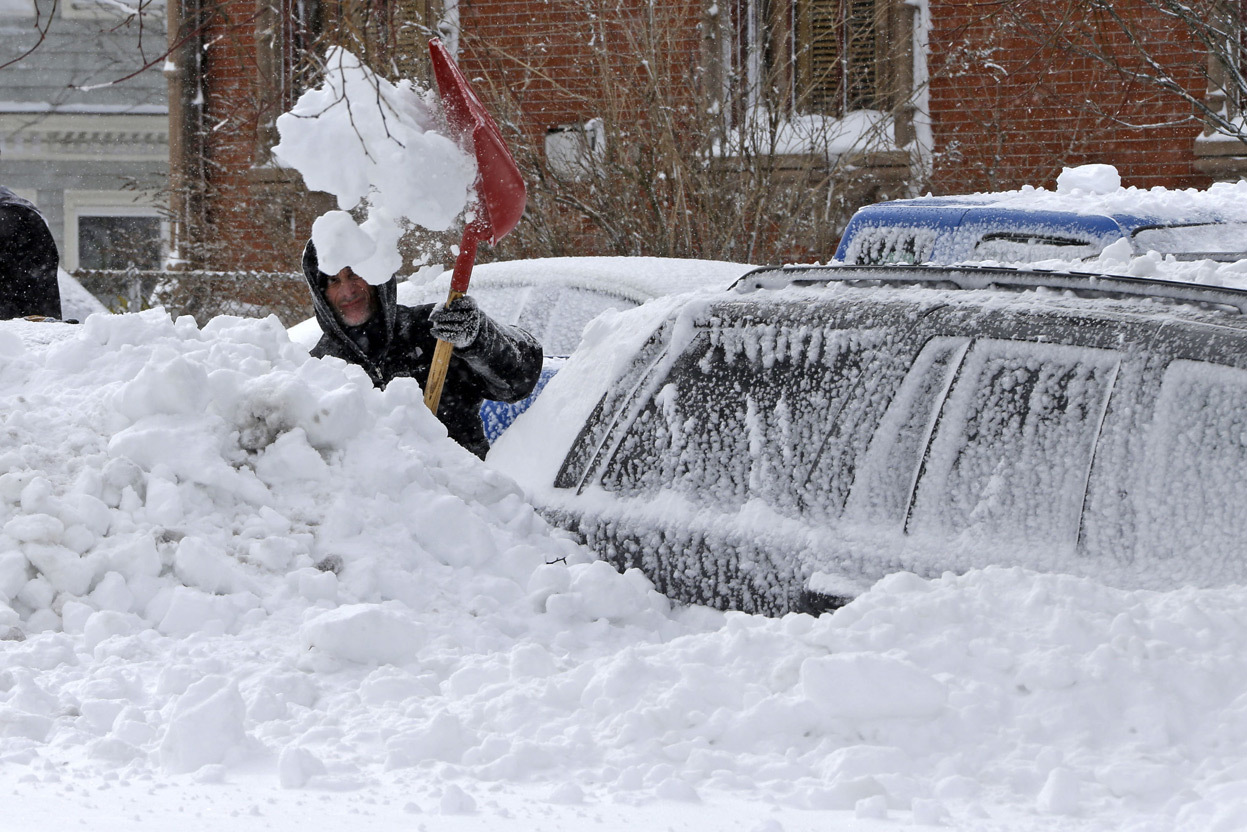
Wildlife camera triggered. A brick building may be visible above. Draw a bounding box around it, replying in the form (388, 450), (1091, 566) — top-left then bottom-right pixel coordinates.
(170, 0), (1246, 272)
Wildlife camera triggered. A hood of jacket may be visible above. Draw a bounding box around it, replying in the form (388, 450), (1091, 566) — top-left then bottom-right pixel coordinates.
(0, 185), (61, 320)
(301, 238), (399, 367)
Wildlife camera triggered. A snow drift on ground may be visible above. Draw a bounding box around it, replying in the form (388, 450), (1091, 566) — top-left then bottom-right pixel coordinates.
(4, 310), (1247, 832)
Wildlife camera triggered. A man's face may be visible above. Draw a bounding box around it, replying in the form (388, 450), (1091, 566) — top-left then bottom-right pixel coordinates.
(325, 267), (375, 327)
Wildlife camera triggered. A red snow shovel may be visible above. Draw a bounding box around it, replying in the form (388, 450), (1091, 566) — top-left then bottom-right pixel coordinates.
(423, 37), (527, 415)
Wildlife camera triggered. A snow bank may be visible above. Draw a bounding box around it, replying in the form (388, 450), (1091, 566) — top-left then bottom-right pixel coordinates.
(9, 311), (1247, 830)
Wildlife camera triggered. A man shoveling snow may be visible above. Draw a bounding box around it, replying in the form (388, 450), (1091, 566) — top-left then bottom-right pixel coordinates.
(274, 46), (540, 457)
(301, 241), (541, 458)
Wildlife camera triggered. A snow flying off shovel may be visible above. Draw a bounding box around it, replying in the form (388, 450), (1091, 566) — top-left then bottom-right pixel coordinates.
(423, 37), (527, 415)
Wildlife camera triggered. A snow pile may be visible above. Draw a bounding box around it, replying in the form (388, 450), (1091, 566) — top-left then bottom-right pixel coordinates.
(272, 48), (476, 283)
(1008, 239), (1247, 291)
(5, 312), (1247, 831)
(944, 164), (1247, 223)
(0, 311), (584, 634)
(1055, 163), (1121, 195)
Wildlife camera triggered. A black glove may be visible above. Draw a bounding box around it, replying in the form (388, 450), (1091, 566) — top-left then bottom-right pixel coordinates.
(429, 294), (482, 348)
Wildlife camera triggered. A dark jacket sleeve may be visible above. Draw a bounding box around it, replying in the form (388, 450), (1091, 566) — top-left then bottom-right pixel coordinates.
(454, 313), (544, 403)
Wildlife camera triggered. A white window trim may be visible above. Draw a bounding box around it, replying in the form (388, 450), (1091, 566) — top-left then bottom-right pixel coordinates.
(61, 0), (165, 21)
(0, 0), (35, 17)
(63, 190), (166, 271)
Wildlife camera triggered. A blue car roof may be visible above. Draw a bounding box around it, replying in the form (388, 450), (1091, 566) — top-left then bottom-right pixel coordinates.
(844, 197), (1161, 232)
(833, 196), (1177, 263)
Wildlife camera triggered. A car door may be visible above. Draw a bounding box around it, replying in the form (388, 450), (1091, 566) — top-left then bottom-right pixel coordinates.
(901, 338), (1121, 551)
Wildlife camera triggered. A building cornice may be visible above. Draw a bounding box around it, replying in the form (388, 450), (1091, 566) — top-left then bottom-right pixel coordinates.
(0, 113), (167, 162)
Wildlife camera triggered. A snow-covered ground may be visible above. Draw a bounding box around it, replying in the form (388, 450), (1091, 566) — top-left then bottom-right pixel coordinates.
(9, 44), (1247, 831)
(5, 286), (1247, 832)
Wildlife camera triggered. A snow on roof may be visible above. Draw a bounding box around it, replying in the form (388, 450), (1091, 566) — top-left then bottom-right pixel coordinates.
(886, 164), (1247, 223)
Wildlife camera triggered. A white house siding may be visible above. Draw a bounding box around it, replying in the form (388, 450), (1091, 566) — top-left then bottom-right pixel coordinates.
(0, 0), (168, 270)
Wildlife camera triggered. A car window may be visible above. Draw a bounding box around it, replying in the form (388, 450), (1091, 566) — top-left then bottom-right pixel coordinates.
(1136, 360), (1247, 562)
(542, 287), (634, 355)
(843, 226), (939, 265)
(1132, 222), (1247, 256)
(972, 232), (1101, 262)
(457, 285), (529, 325)
(596, 321), (913, 521)
(844, 336), (970, 526)
(907, 340), (1120, 547)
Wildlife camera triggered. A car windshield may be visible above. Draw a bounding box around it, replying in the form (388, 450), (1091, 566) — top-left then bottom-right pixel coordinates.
(1131, 222), (1247, 257)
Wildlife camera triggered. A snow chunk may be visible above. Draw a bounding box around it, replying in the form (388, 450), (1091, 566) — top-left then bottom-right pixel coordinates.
(272, 47), (476, 284)
(300, 603), (424, 665)
(158, 676), (249, 774)
(311, 210), (376, 275)
(1056, 163), (1121, 195)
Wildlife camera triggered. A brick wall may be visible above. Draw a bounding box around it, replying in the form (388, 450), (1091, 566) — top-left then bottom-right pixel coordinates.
(456, 0), (708, 142)
(926, 0), (1210, 193)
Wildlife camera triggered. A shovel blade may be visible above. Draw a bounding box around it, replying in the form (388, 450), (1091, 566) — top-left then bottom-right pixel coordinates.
(429, 38), (526, 246)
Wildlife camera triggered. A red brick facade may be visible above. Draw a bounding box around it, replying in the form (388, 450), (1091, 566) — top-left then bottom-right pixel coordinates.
(926, 0), (1214, 193)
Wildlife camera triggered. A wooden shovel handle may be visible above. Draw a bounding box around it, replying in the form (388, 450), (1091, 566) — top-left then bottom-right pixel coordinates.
(423, 288), (465, 415)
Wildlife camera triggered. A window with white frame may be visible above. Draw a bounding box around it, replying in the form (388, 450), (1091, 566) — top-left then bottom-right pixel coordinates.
(735, 0), (889, 117)
(63, 191), (165, 271)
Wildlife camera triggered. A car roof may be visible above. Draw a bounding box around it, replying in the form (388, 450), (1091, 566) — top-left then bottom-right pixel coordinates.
(402, 256), (755, 305)
(733, 263), (1247, 328)
(841, 199), (1157, 235)
(850, 189), (1247, 228)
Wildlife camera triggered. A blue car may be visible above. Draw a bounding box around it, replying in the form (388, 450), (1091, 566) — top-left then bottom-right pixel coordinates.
(480, 359), (562, 443)
(835, 194), (1247, 266)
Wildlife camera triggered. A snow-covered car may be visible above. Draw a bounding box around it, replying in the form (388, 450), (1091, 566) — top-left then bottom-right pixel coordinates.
(490, 263), (1247, 615)
(836, 176), (1247, 266)
(58, 269), (109, 321)
(290, 256), (755, 440)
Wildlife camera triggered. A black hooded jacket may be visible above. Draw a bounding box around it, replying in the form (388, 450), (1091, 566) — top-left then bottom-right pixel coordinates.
(302, 240), (543, 458)
(0, 186), (61, 320)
